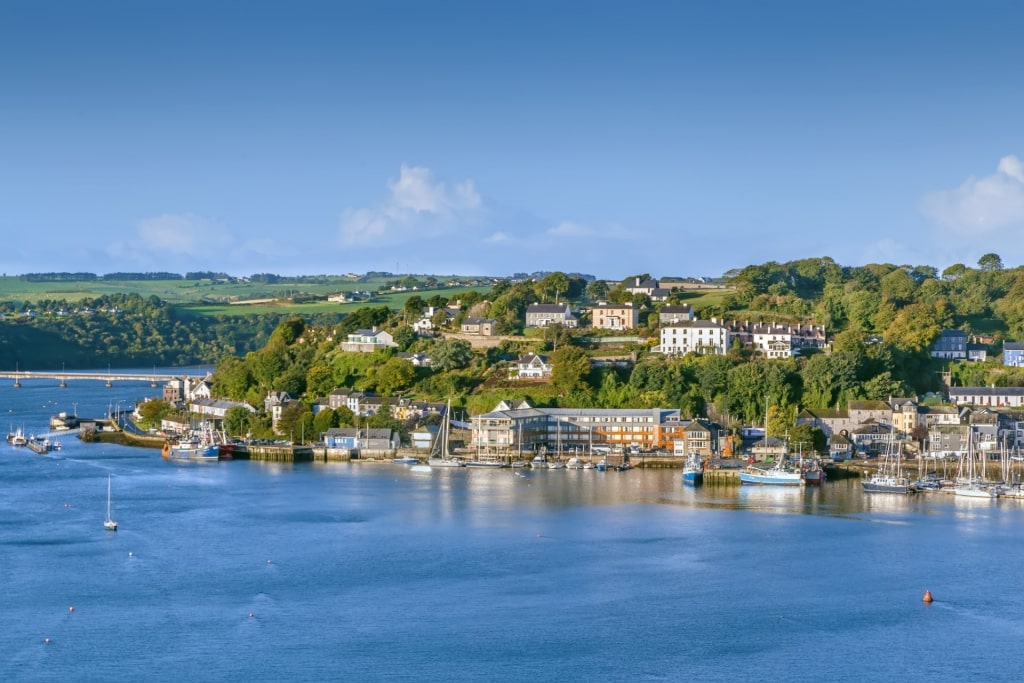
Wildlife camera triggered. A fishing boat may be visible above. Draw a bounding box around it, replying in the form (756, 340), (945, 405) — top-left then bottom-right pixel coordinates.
(7, 427), (27, 447)
(739, 459), (803, 485)
(531, 454), (547, 469)
(800, 457), (826, 485)
(682, 452), (704, 485)
(104, 475), (118, 531)
(565, 456), (584, 469)
(861, 437), (916, 494)
(427, 399), (464, 467)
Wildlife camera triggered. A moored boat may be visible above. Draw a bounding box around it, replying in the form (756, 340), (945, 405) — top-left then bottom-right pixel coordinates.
(682, 451), (704, 485)
(739, 460), (803, 486)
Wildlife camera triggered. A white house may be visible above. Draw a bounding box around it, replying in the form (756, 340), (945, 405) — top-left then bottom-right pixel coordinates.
(509, 354), (552, 379)
(658, 320), (729, 356)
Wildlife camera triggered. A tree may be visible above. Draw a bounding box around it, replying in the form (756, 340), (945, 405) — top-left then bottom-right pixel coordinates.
(374, 357), (416, 395)
(586, 279), (609, 302)
(305, 364), (336, 399)
(941, 263), (967, 281)
(224, 405), (253, 437)
(313, 407), (339, 439)
(536, 272), (570, 303)
(402, 296), (425, 323)
(978, 253), (1004, 271)
(429, 338), (474, 372)
(137, 398), (172, 426)
(391, 324), (415, 351)
(551, 346), (593, 394)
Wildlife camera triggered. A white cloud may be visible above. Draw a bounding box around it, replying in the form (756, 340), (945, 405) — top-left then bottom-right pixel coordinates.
(546, 220), (593, 237)
(108, 213), (232, 262)
(340, 165), (482, 245)
(921, 155), (1024, 234)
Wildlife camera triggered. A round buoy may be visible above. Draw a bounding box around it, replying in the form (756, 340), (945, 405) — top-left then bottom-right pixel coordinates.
(68, 606), (74, 613)
(922, 590), (933, 603)
(128, 551), (133, 557)
(44, 637), (50, 644)
(248, 612), (254, 619)
(267, 559), (272, 564)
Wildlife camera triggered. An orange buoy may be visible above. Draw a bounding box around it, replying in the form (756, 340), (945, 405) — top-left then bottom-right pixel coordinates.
(922, 590), (933, 603)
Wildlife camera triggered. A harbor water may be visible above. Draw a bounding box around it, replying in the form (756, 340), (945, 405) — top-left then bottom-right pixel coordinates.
(3, 376), (1024, 682)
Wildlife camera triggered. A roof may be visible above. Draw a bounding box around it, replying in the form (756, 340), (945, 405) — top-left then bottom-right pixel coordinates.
(1004, 342), (1024, 351)
(949, 386), (1024, 396)
(526, 303), (571, 313)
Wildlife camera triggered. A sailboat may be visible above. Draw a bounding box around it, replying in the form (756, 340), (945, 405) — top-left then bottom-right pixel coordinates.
(954, 428), (997, 499)
(861, 436), (916, 494)
(427, 399), (463, 467)
(104, 475), (118, 531)
(739, 397), (803, 486)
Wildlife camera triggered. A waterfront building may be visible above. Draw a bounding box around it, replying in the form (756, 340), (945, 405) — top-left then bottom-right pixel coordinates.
(471, 400), (716, 455)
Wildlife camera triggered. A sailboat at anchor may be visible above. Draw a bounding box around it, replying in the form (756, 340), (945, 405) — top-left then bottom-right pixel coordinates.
(104, 475), (118, 531)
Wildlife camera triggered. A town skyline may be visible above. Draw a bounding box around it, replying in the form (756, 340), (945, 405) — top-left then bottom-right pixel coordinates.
(3, 2), (1024, 278)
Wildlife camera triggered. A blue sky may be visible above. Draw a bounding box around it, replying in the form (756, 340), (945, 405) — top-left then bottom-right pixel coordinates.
(3, 1), (1024, 280)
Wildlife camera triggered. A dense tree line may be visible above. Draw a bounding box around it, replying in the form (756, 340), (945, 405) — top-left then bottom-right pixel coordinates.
(0, 292), (346, 370)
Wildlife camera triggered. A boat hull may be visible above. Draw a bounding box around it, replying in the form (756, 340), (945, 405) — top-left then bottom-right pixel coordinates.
(739, 469), (802, 486)
(682, 471), (703, 485)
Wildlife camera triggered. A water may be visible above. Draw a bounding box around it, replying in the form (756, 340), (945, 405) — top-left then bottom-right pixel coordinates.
(3, 377), (1024, 682)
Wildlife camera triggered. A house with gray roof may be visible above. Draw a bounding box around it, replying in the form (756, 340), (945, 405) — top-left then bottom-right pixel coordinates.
(525, 303), (578, 328)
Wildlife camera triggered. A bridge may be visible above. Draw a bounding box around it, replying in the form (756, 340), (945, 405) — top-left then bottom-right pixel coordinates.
(0, 370), (209, 388)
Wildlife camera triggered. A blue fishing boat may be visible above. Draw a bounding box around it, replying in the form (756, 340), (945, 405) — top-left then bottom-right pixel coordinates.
(682, 452), (704, 485)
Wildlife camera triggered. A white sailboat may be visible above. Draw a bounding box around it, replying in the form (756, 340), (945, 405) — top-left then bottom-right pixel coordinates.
(427, 399), (463, 467)
(104, 475), (118, 531)
(954, 428), (997, 499)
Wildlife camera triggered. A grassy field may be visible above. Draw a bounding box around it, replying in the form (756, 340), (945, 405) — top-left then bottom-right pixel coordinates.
(0, 277), (486, 317)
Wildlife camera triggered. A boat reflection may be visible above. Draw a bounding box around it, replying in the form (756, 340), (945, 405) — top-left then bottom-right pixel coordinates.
(734, 484), (809, 514)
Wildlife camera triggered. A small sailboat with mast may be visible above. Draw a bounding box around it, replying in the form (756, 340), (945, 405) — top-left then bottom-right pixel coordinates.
(427, 399), (464, 467)
(104, 475), (118, 531)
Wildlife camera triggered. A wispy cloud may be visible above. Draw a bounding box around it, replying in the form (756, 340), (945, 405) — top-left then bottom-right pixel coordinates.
(107, 213), (233, 263)
(339, 165), (482, 246)
(921, 155), (1024, 234)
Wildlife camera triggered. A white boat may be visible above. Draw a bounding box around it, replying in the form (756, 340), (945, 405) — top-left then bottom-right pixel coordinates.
(104, 475), (118, 531)
(739, 396), (802, 486)
(565, 457), (584, 469)
(953, 429), (998, 499)
(464, 459), (506, 468)
(427, 399), (464, 467)
(739, 459), (804, 486)
(531, 455), (547, 469)
(409, 464), (433, 474)
(862, 438), (915, 494)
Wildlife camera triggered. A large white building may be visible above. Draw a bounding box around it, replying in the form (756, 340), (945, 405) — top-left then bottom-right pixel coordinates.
(658, 320), (729, 356)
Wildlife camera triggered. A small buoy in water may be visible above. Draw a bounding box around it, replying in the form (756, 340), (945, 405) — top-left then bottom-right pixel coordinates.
(64, 503), (69, 508)
(267, 559), (272, 564)
(128, 551), (133, 557)
(68, 606), (74, 613)
(922, 590), (933, 603)
(248, 612), (254, 619)
(44, 637), (50, 644)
